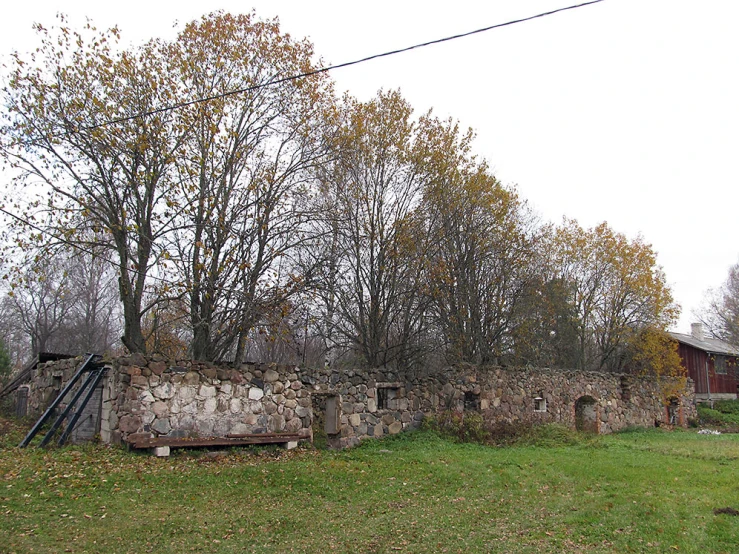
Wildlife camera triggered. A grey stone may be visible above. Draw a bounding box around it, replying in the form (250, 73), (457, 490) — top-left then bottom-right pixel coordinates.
(151, 418), (171, 435)
(230, 423), (249, 435)
(248, 387), (264, 400)
(213, 418), (231, 436)
(268, 414), (285, 432)
(153, 446), (170, 457)
(119, 415), (141, 434)
(203, 397), (217, 414)
(182, 401), (198, 415)
(178, 386), (196, 402)
(152, 401), (169, 418)
(153, 382), (175, 400)
(388, 421), (403, 434)
(246, 400), (263, 414)
(139, 391), (155, 403)
(196, 419), (214, 436)
(285, 418), (302, 432)
(264, 369), (280, 383)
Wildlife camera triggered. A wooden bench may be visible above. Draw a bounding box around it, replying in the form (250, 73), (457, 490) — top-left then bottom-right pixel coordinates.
(126, 432), (308, 457)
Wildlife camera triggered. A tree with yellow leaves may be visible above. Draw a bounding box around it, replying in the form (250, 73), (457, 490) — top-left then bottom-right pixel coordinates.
(1, 17), (188, 354)
(549, 219), (679, 371)
(166, 12), (333, 362)
(417, 116), (540, 365)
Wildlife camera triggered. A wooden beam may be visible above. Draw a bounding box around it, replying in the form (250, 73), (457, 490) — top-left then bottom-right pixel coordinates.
(127, 433), (306, 450)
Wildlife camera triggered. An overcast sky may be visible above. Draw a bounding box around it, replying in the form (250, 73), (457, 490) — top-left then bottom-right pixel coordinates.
(1, 0), (737, 333)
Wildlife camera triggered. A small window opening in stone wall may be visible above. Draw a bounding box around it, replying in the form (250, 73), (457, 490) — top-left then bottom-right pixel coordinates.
(534, 395), (547, 413)
(464, 391), (480, 411)
(377, 386), (398, 410)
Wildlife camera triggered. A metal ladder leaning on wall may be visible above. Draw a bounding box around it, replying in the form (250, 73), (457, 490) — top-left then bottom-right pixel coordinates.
(19, 353), (106, 448)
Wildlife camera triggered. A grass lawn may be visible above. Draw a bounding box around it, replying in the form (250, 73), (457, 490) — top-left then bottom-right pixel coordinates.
(1, 419), (738, 553)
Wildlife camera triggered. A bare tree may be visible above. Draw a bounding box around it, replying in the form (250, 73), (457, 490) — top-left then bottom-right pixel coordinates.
(63, 252), (121, 354)
(8, 257), (77, 354)
(697, 260), (739, 346)
(164, 12), (333, 363)
(311, 91), (429, 368)
(4, 247), (121, 356)
(418, 116), (540, 365)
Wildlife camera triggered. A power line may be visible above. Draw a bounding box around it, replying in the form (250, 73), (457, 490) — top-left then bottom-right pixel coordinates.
(84, 0), (606, 132)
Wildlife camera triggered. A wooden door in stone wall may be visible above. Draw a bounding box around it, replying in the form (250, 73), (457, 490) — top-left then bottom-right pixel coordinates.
(312, 393), (341, 448)
(69, 381), (104, 443)
(15, 386), (29, 418)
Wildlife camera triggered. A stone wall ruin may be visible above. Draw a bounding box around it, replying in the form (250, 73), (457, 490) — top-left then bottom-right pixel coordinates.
(22, 356), (696, 448)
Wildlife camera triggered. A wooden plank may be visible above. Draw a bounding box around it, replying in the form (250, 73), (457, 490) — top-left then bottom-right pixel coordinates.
(127, 433), (305, 449)
(225, 432), (303, 439)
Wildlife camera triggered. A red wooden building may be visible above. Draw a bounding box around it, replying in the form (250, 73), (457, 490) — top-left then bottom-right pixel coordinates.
(670, 323), (739, 401)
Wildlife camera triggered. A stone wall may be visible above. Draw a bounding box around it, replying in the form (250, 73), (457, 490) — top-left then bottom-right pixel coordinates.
(25, 356), (84, 418)
(305, 365), (697, 448)
(101, 355), (312, 445)
(24, 356), (697, 448)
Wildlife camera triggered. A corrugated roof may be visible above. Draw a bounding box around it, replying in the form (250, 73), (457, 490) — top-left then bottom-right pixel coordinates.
(669, 332), (739, 356)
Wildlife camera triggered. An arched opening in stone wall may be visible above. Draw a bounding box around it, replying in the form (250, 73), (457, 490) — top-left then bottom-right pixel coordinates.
(667, 397), (680, 425)
(575, 396), (598, 433)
